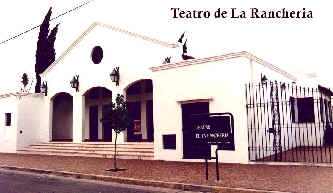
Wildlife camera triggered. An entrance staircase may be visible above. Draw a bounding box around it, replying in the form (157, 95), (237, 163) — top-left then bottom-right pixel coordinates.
(17, 141), (154, 160)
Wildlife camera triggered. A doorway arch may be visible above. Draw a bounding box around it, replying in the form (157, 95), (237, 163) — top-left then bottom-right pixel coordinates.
(83, 87), (113, 141)
(125, 79), (154, 142)
(51, 92), (73, 141)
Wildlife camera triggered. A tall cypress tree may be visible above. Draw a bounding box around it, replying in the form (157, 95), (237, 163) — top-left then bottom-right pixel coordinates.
(43, 24), (59, 72)
(35, 7), (59, 93)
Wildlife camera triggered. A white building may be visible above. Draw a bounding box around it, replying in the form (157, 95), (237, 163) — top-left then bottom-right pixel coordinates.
(0, 22), (332, 164)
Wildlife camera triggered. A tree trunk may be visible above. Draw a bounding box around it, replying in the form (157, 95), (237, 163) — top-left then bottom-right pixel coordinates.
(114, 133), (118, 169)
(35, 74), (41, 93)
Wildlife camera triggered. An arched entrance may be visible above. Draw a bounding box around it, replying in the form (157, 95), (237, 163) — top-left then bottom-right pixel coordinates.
(51, 92), (73, 141)
(125, 79), (154, 142)
(83, 87), (113, 141)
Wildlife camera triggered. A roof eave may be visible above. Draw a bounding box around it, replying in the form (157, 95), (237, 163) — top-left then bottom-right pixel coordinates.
(150, 51), (297, 82)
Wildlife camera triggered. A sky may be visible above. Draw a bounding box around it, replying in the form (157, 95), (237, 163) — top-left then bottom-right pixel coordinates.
(0, 0), (332, 94)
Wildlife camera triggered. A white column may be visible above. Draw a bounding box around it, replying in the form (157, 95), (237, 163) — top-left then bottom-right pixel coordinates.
(73, 94), (85, 143)
(84, 105), (89, 141)
(98, 104), (103, 140)
(141, 100), (147, 140)
(98, 88), (103, 140)
(140, 80), (146, 140)
(48, 99), (53, 142)
(122, 91), (128, 142)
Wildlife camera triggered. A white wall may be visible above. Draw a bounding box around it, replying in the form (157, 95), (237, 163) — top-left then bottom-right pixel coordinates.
(0, 97), (18, 153)
(152, 57), (251, 163)
(17, 94), (45, 150)
(39, 95), (51, 143)
(0, 94), (46, 152)
(42, 24), (178, 99)
(40, 24), (177, 144)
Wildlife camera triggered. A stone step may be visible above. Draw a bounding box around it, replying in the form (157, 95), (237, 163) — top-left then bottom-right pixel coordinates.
(19, 148), (154, 155)
(17, 150), (154, 160)
(45, 141), (154, 145)
(18, 141), (154, 160)
(30, 144), (153, 150)
(27, 146), (154, 153)
(37, 142), (153, 148)
(34, 145), (154, 149)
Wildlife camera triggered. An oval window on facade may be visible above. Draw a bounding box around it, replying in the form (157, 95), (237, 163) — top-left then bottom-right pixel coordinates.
(91, 46), (103, 64)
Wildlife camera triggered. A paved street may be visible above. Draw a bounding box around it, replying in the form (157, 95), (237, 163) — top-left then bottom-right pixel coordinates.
(0, 169), (195, 193)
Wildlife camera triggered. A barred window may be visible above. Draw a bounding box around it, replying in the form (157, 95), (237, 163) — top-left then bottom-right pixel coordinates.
(290, 97), (315, 123)
(5, 113), (11, 126)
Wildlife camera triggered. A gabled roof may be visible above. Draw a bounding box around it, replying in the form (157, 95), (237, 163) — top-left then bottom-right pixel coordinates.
(0, 92), (42, 99)
(40, 22), (178, 76)
(150, 51), (298, 81)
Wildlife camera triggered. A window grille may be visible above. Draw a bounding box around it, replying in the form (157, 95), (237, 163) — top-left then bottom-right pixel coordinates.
(290, 97), (315, 123)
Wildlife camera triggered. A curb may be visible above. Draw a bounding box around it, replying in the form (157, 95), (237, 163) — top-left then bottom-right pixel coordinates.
(0, 165), (290, 193)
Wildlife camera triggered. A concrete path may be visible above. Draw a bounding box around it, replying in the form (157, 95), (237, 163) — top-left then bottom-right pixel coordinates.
(0, 153), (332, 193)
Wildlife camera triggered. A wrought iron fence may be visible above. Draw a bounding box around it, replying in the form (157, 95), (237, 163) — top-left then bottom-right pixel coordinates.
(246, 81), (333, 163)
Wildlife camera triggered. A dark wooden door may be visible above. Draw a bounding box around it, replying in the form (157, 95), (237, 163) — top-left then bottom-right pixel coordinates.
(127, 102), (141, 142)
(102, 105), (112, 141)
(89, 105), (98, 141)
(146, 100), (154, 141)
(182, 102), (210, 159)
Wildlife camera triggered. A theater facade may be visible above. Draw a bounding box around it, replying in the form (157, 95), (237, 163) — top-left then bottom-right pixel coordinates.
(0, 22), (332, 164)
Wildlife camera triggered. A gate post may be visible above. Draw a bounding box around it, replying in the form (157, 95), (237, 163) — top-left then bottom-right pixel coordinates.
(270, 81), (282, 161)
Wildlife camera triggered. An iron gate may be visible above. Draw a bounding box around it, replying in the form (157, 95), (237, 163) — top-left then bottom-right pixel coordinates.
(246, 81), (333, 163)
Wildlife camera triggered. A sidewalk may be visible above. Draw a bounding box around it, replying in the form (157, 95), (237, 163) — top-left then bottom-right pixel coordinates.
(0, 153), (332, 193)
